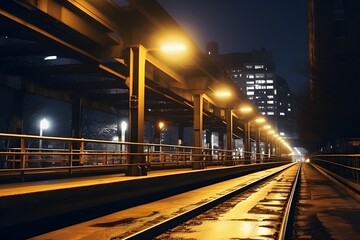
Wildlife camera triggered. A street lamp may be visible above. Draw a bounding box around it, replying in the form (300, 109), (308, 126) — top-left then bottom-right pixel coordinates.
(121, 121), (127, 142)
(121, 120), (127, 152)
(39, 118), (49, 150)
(158, 121), (165, 144)
(158, 121), (165, 162)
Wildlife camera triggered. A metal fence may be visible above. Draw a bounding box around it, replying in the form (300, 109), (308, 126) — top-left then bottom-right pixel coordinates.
(0, 133), (292, 179)
(310, 154), (360, 183)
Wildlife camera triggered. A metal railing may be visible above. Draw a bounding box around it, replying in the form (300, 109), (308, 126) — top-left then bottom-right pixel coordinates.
(0, 133), (291, 179)
(310, 154), (360, 183)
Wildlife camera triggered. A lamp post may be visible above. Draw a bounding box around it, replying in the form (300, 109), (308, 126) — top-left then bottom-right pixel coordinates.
(213, 87), (234, 165)
(239, 106), (254, 163)
(158, 121), (165, 162)
(39, 118), (49, 150)
(121, 120), (127, 152)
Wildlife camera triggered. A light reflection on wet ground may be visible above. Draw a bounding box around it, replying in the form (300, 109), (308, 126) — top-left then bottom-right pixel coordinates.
(164, 166), (299, 240)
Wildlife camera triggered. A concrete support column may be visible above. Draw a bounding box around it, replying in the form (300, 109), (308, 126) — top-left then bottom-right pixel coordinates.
(193, 93), (204, 169)
(244, 121), (251, 162)
(225, 110), (233, 165)
(256, 128), (261, 163)
(126, 45), (146, 176)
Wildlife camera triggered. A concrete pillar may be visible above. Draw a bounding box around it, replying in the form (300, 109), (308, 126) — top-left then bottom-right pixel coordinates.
(193, 93), (204, 169)
(244, 121), (251, 163)
(126, 45), (146, 176)
(256, 128), (261, 163)
(225, 109), (233, 165)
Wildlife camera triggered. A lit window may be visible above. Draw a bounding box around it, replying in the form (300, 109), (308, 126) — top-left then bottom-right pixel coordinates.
(280, 112), (285, 116)
(267, 85), (274, 89)
(261, 112), (266, 115)
(246, 65), (253, 69)
(255, 74), (265, 78)
(247, 74), (254, 79)
(247, 91), (254, 95)
(256, 80), (265, 84)
(266, 80), (273, 83)
(246, 81), (254, 84)
(267, 95), (274, 99)
(267, 112), (274, 115)
(255, 65), (264, 69)
(288, 108), (291, 111)
(267, 101), (274, 104)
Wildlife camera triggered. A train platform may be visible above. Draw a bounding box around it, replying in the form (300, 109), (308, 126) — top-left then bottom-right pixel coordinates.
(30, 163), (293, 240)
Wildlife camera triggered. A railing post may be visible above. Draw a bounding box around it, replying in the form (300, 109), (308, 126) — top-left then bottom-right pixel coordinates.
(20, 138), (26, 169)
(79, 139), (84, 165)
(68, 141), (73, 174)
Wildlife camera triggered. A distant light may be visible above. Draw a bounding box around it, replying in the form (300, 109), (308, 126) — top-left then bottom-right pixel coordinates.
(158, 121), (165, 130)
(44, 55), (57, 60)
(121, 121), (128, 131)
(268, 130), (275, 134)
(40, 118), (49, 130)
(112, 136), (119, 141)
(255, 117), (266, 124)
(239, 106), (253, 113)
(263, 125), (271, 130)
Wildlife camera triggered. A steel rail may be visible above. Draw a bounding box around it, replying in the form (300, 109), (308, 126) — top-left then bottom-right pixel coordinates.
(278, 163), (301, 240)
(121, 163), (296, 240)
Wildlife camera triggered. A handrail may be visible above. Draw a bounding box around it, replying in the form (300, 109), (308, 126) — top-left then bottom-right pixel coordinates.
(0, 133), (291, 180)
(310, 153), (360, 183)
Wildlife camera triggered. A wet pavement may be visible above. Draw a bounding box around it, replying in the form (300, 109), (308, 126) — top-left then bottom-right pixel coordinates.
(155, 164), (300, 239)
(294, 163), (360, 240)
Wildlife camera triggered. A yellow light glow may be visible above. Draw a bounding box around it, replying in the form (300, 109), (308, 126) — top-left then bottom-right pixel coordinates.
(255, 117), (265, 124)
(158, 121), (165, 130)
(263, 125), (271, 130)
(214, 90), (232, 97)
(160, 42), (187, 53)
(239, 106), (253, 113)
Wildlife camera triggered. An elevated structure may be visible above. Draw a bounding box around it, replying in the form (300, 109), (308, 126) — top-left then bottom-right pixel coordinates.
(0, 0), (292, 175)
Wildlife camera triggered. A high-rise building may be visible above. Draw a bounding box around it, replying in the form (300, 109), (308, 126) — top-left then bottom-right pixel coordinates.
(208, 44), (294, 140)
(306, 0), (360, 151)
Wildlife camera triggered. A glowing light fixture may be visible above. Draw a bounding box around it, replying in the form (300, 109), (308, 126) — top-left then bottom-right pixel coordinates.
(214, 90), (231, 97)
(160, 42), (187, 54)
(239, 106), (253, 113)
(255, 117), (266, 124)
(44, 55), (57, 60)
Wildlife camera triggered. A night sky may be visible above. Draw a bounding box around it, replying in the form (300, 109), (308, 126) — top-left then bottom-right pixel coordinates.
(158, 0), (308, 95)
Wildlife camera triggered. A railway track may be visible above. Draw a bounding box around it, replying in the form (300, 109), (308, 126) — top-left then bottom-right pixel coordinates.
(120, 164), (301, 240)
